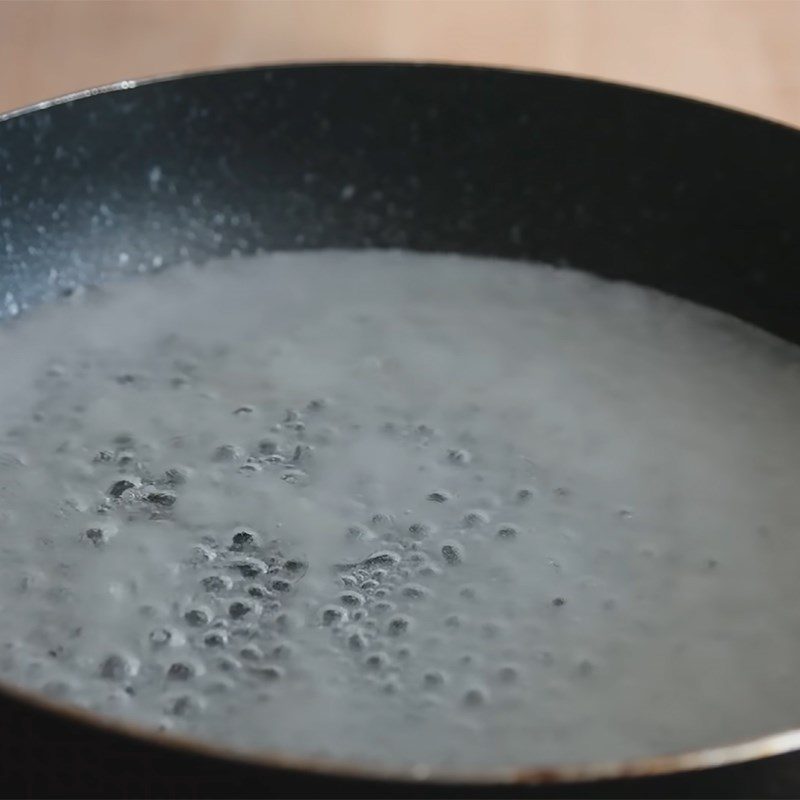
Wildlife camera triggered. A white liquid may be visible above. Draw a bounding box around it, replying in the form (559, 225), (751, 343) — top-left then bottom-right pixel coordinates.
(0, 250), (799, 773)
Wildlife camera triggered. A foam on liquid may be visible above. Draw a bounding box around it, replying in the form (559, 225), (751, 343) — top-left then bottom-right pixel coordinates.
(0, 250), (799, 773)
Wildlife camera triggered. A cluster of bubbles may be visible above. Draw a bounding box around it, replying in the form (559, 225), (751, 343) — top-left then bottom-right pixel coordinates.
(0, 345), (573, 744)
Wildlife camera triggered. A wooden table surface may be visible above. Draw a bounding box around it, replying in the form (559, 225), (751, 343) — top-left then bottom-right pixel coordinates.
(1, 0), (799, 127)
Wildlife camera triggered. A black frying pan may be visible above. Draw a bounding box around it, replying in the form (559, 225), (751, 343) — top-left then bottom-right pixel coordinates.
(1, 63), (800, 799)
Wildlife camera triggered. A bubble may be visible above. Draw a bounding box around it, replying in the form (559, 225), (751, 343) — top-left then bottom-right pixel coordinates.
(440, 542), (464, 565)
(373, 601), (396, 616)
(281, 468), (308, 485)
(257, 437), (279, 456)
(148, 627), (184, 649)
(108, 478), (139, 498)
(270, 642), (293, 660)
(362, 551), (401, 568)
(189, 543), (217, 565)
(409, 522), (436, 540)
(346, 524), (376, 542)
(400, 584), (429, 601)
(116, 451), (137, 468)
(462, 687), (488, 707)
(447, 448), (472, 465)
(481, 621), (503, 639)
(228, 599), (260, 620)
(462, 510), (490, 528)
(231, 623), (259, 640)
(416, 565), (442, 578)
(386, 615), (413, 637)
(426, 491), (451, 503)
(381, 421), (399, 437)
(364, 652), (389, 670)
(212, 444), (242, 462)
(166, 693), (205, 717)
(162, 467), (189, 486)
(283, 557), (308, 577)
(321, 606), (347, 627)
(251, 664), (284, 682)
(167, 662), (197, 681)
(239, 644), (264, 661)
(203, 630), (228, 648)
(99, 653), (139, 681)
(340, 592), (364, 607)
(496, 665), (519, 684)
(415, 424), (437, 442)
(370, 512), (395, 529)
(145, 490), (176, 507)
(113, 433), (136, 449)
(291, 444), (314, 465)
(230, 557), (268, 578)
(216, 656), (241, 673)
(84, 524), (117, 547)
(577, 659), (594, 677)
(201, 574), (233, 593)
(183, 607), (212, 627)
(423, 670), (446, 689)
(275, 611), (300, 633)
(348, 632), (368, 651)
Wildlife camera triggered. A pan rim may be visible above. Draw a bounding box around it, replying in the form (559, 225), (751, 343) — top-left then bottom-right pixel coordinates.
(1, 60), (800, 787)
(3, 671), (800, 787)
(2, 58), (800, 136)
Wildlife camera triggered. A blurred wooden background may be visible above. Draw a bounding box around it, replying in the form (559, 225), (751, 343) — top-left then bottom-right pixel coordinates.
(1, 0), (799, 126)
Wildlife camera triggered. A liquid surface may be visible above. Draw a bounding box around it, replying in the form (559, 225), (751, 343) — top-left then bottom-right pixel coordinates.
(0, 250), (799, 774)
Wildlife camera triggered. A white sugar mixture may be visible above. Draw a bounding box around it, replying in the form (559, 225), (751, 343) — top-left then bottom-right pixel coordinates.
(0, 250), (799, 774)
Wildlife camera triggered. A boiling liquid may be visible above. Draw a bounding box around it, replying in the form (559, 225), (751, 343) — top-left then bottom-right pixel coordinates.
(0, 250), (799, 772)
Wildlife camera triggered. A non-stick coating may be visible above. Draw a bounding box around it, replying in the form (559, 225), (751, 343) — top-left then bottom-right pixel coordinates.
(1, 63), (800, 798)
